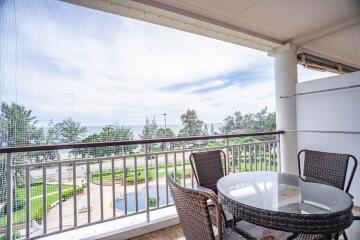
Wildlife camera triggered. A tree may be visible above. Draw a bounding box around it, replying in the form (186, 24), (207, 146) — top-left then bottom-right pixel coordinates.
(156, 128), (175, 138)
(0, 102), (44, 203)
(139, 117), (157, 139)
(221, 107), (276, 135)
(54, 117), (87, 143)
(41, 120), (61, 160)
(155, 128), (175, 151)
(78, 124), (134, 157)
(178, 110), (204, 136)
(220, 115), (235, 134)
(203, 124), (209, 136)
(210, 124), (216, 135)
(0, 102), (39, 147)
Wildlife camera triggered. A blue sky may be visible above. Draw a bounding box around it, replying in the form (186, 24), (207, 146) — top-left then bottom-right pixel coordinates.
(0, 0), (336, 126)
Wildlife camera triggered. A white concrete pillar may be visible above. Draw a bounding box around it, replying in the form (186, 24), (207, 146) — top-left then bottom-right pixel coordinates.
(272, 43), (298, 174)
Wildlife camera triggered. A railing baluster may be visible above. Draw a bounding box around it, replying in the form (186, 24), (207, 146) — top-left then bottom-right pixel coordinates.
(155, 154), (159, 208)
(260, 144), (263, 171)
(165, 153), (169, 205)
(225, 138), (229, 175)
(99, 160), (104, 221)
(6, 153), (13, 240)
(111, 158), (116, 217)
(190, 151), (194, 189)
(174, 152), (177, 182)
(182, 152), (186, 187)
(58, 163), (63, 230)
(244, 146), (247, 172)
(134, 156), (138, 212)
(123, 157), (127, 215)
(26, 167), (30, 238)
(250, 144), (256, 171)
(232, 146), (235, 173)
(266, 143), (270, 171)
(272, 141), (276, 171)
(73, 163), (77, 227)
(238, 146), (241, 172)
(145, 144), (150, 222)
(86, 161), (91, 223)
(277, 135), (281, 172)
(263, 143), (267, 171)
(42, 166), (47, 234)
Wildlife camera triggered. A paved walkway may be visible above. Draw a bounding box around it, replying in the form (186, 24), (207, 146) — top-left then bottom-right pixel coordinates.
(45, 179), (168, 232)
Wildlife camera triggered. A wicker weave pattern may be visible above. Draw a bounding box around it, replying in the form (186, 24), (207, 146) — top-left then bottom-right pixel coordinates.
(234, 221), (325, 240)
(190, 150), (225, 194)
(219, 191), (353, 235)
(302, 150), (349, 190)
(168, 176), (215, 240)
(167, 176), (246, 240)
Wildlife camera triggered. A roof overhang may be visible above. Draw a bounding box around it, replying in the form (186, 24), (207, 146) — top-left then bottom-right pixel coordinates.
(64, 0), (360, 72)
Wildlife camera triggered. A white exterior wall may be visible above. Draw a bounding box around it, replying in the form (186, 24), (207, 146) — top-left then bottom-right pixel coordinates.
(296, 71), (360, 206)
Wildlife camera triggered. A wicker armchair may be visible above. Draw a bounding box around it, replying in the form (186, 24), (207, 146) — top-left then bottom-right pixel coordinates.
(167, 175), (246, 240)
(298, 149), (358, 240)
(190, 150), (226, 194)
(189, 150), (234, 227)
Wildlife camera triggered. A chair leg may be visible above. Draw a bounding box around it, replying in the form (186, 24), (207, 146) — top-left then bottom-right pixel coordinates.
(343, 232), (348, 240)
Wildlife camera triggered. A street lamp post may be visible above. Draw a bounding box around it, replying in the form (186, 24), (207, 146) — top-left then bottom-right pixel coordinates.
(162, 113), (167, 138)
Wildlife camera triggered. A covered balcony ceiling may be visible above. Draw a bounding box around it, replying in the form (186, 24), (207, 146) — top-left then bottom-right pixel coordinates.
(67, 0), (360, 70)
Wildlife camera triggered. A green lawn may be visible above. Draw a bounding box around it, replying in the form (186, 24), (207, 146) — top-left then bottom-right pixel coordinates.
(90, 155), (277, 185)
(89, 163), (191, 184)
(0, 184), (75, 229)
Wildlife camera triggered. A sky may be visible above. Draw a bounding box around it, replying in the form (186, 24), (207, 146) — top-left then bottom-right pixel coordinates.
(0, 0), (336, 127)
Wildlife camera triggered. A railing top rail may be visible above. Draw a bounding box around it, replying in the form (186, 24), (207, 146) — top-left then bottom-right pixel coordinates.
(0, 131), (284, 154)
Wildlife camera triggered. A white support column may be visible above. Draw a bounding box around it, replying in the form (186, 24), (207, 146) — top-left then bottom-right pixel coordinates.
(271, 43), (298, 174)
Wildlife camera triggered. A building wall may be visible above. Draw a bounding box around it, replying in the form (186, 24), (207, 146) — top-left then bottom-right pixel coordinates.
(296, 70), (360, 206)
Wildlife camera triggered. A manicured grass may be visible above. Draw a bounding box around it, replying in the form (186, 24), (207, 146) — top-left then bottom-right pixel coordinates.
(89, 163), (191, 184)
(0, 184), (75, 229)
(16, 184), (73, 201)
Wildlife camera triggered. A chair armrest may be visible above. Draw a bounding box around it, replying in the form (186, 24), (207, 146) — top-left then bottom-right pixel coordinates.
(196, 186), (218, 200)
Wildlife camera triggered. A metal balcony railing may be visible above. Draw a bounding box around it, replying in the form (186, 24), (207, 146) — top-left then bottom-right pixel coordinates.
(0, 131), (283, 240)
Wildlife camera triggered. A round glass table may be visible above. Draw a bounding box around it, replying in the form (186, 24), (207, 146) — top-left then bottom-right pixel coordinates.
(217, 172), (354, 238)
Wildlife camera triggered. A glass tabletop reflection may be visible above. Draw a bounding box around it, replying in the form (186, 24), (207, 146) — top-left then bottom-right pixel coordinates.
(217, 172), (353, 215)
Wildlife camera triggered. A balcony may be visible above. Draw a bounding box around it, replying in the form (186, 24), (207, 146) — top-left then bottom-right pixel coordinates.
(0, 132), (281, 239)
(1, 0), (360, 239)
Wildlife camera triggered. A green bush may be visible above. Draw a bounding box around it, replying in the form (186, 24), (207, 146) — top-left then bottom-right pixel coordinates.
(0, 230), (20, 240)
(61, 186), (85, 201)
(0, 199), (26, 215)
(34, 206), (43, 223)
(149, 197), (157, 208)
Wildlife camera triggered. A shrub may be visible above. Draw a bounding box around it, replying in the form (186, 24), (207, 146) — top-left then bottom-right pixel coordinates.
(0, 199), (26, 215)
(0, 230), (20, 240)
(34, 207), (43, 223)
(149, 197), (157, 208)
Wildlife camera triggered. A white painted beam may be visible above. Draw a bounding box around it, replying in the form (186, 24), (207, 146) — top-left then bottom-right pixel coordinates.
(62, 0), (282, 52)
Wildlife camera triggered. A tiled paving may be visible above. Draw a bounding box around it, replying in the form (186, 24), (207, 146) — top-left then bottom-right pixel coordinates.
(130, 209), (360, 240)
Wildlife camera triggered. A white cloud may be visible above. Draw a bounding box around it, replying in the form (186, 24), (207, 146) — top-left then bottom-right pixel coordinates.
(1, 1), (330, 130)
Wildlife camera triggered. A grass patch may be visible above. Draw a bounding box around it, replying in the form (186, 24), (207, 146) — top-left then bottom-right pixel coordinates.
(0, 184), (81, 229)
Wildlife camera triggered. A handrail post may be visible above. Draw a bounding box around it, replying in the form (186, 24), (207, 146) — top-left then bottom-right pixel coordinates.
(277, 134), (281, 172)
(144, 143), (150, 223)
(225, 138), (230, 175)
(6, 153), (13, 240)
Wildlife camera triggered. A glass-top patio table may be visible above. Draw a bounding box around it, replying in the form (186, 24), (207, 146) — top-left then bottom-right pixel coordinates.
(217, 172), (354, 239)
